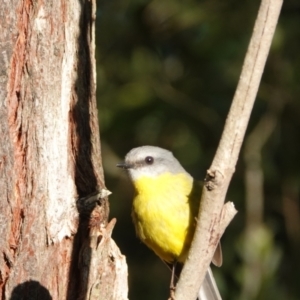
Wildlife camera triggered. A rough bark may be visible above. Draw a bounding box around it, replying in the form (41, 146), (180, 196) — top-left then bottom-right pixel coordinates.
(0, 0), (127, 299)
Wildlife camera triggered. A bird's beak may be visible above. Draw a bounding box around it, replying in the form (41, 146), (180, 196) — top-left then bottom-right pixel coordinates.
(116, 162), (132, 169)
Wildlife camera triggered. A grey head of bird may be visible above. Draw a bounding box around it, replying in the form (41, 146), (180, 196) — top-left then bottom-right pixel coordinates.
(117, 146), (192, 181)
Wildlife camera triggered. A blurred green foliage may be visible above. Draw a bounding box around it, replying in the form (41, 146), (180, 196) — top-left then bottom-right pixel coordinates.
(96, 0), (300, 299)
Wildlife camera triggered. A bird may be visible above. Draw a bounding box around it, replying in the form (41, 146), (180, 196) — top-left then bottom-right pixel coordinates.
(117, 145), (222, 300)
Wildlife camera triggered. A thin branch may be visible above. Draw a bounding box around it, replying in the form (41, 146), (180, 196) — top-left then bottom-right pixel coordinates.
(174, 0), (283, 299)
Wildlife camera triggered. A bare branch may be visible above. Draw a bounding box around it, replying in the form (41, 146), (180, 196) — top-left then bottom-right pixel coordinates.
(174, 0), (283, 299)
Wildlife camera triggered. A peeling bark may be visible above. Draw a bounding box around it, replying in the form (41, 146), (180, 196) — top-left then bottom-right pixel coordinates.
(0, 0), (128, 299)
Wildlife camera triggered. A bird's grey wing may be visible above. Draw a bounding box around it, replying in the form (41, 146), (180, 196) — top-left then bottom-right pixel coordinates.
(198, 267), (222, 300)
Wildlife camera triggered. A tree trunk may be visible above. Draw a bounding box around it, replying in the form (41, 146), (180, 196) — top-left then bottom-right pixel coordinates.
(0, 0), (127, 299)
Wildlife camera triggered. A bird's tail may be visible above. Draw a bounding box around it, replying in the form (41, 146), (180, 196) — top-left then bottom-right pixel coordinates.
(198, 267), (222, 300)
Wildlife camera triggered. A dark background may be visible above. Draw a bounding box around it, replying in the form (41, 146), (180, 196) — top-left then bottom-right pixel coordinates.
(96, 0), (300, 299)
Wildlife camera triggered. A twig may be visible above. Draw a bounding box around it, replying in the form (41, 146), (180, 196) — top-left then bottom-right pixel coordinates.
(174, 0), (283, 299)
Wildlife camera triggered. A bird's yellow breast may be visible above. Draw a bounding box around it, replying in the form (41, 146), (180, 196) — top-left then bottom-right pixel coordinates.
(132, 172), (199, 263)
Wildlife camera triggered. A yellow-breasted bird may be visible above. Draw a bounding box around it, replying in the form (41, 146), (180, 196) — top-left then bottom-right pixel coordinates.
(117, 146), (222, 300)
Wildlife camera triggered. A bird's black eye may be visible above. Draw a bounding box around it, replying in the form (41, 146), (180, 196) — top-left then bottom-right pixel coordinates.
(145, 156), (154, 165)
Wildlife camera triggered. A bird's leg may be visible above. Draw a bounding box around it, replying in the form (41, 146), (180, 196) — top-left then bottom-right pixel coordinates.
(168, 262), (177, 300)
